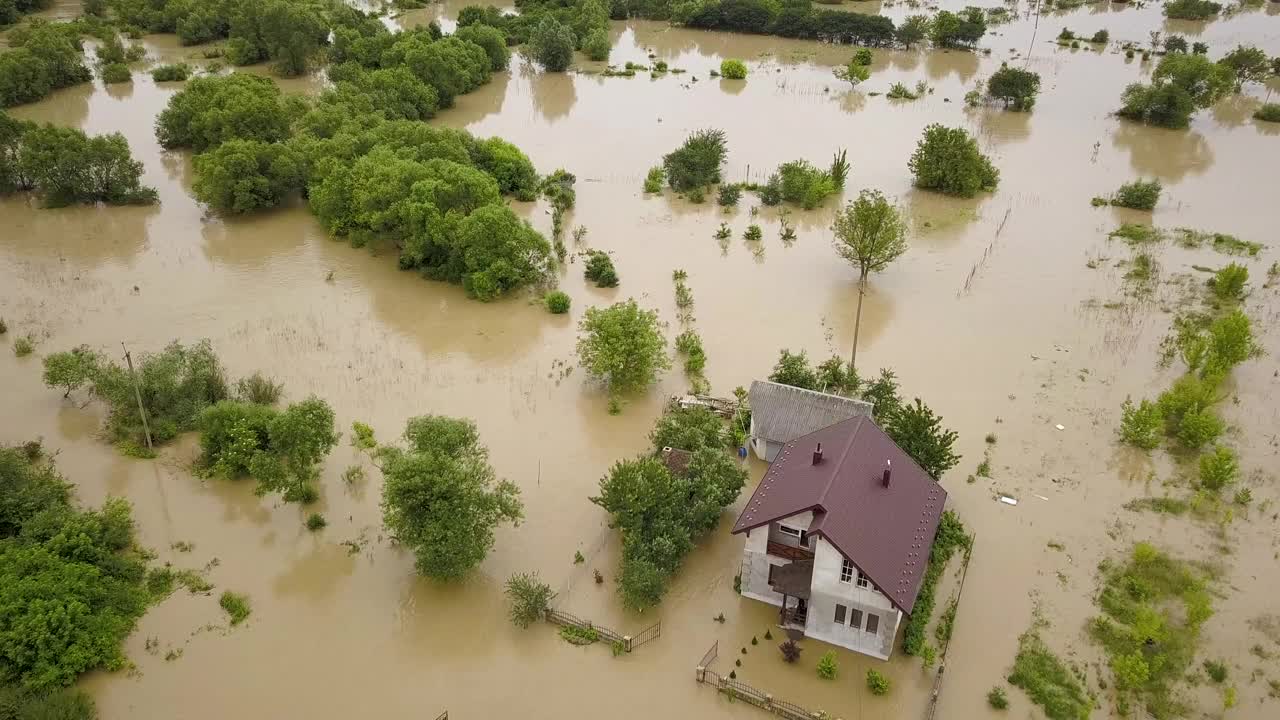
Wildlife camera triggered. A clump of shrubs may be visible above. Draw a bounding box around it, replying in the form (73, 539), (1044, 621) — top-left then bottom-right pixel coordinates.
(1111, 179), (1162, 211)
(101, 63), (131, 84)
(643, 166), (665, 193)
(545, 290), (571, 314)
(584, 251), (619, 288)
(719, 59), (747, 79)
(1254, 104), (1280, 123)
(151, 63), (192, 82)
(909, 124), (999, 197)
(305, 513), (327, 531)
(1209, 263), (1248, 300)
(662, 128), (727, 191)
(780, 639), (802, 663)
(717, 184), (741, 207)
(761, 159), (836, 209)
(988, 686), (1009, 709)
(866, 669), (891, 696)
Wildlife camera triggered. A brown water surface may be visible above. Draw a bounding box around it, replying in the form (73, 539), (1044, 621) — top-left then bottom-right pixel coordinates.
(2, 3), (1280, 719)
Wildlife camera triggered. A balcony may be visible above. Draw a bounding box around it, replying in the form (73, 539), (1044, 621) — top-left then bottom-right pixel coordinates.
(767, 540), (814, 562)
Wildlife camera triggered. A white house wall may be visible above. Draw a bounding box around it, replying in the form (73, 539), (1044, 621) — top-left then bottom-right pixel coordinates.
(804, 537), (899, 660)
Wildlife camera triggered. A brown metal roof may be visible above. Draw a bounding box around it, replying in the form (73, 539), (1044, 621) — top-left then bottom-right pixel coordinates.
(730, 416), (948, 615)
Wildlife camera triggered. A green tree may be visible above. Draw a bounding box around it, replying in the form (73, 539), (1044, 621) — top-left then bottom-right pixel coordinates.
(929, 8), (986, 49)
(908, 124), (999, 197)
(529, 16), (576, 72)
(193, 139), (304, 213)
(1119, 53), (1232, 128)
(1111, 179), (1161, 210)
(0, 21), (90, 107)
(1198, 445), (1237, 492)
(581, 29), (610, 62)
(896, 15), (929, 49)
(719, 59), (747, 79)
(576, 300), (671, 396)
(383, 34), (491, 107)
(41, 346), (101, 398)
(455, 24), (511, 71)
(197, 397), (337, 501)
(832, 189), (908, 369)
(768, 349), (819, 390)
(662, 128), (727, 191)
(376, 416), (523, 580)
(987, 65), (1041, 111)
(650, 407), (727, 451)
(833, 58), (870, 88)
(14, 123), (156, 207)
(469, 137), (538, 197)
(505, 572), (555, 627)
(1163, 0), (1221, 20)
(454, 204), (553, 301)
(155, 73), (292, 151)
(0, 448), (151, 692)
(1219, 45), (1269, 89)
(881, 398), (960, 480)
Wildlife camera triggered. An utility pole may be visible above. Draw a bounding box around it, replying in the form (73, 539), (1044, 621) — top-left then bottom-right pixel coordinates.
(122, 343), (153, 453)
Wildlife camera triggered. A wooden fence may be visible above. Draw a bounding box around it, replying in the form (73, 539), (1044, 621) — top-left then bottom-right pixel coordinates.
(923, 532), (978, 720)
(696, 669), (822, 720)
(544, 608), (661, 653)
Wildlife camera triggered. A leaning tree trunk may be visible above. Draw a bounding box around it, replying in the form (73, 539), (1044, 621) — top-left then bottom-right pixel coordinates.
(850, 273), (868, 371)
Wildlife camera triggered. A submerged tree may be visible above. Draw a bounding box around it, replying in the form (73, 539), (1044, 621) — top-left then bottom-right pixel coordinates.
(908, 124), (999, 197)
(374, 416), (523, 580)
(576, 299), (671, 398)
(662, 128), (727, 192)
(986, 65), (1041, 111)
(831, 189), (908, 370)
(1117, 53), (1232, 129)
(528, 16), (575, 72)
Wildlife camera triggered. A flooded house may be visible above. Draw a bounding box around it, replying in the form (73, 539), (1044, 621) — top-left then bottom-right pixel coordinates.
(731, 415), (947, 660)
(747, 380), (872, 462)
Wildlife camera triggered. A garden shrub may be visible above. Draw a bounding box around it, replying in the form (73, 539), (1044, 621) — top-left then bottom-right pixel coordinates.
(1111, 179), (1161, 210)
(719, 59), (747, 79)
(866, 669), (891, 695)
(544, 290), (571, 314)
(908, 124), (999, 197)
(150, 63), (192, 81)
(584, 250), (619, 288)
(662, 128), (727, 191)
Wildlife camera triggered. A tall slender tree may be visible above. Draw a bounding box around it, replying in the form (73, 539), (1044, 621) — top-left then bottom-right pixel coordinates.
(831, 190), (908, 371)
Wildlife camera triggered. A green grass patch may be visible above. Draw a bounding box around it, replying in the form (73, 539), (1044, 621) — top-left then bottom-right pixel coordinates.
(1110, 224), (1165, 245)
(1089, 543), (1217, 718)
(1123, 496), (1190, 515)
(1172, 228), (1262, 257)
(1007, 624), (1092, 720)
(219, 591), (251, 625)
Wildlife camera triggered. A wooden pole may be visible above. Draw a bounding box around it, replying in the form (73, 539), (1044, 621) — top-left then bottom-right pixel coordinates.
(122, 343), (153, 453)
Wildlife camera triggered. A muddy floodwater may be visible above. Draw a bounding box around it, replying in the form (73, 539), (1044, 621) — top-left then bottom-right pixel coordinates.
(3, 2), (1280, 719)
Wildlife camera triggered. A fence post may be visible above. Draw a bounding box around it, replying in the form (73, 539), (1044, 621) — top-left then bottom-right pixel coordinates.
(696, 666), (705, 683)
(624, 635), (632, 652)
(765, 694), (773, 708)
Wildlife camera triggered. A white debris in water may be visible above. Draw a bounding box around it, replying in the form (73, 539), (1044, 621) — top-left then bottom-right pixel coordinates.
(999, 496), (1018, 506)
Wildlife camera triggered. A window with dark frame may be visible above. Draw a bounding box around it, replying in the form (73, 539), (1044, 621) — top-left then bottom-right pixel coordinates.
(866, 613), (879, 634)
(834, 604), (846, 624)
(849, 608), (863, 630)
(856, 570), (870, 589)
(839, 558), (854, 583)
(778, 525), (802, 539)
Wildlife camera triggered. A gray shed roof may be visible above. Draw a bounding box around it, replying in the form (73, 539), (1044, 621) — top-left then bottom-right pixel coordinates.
(749, 380), (872, 445)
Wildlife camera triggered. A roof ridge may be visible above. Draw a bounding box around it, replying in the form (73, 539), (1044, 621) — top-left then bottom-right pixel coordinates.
(817, 415), (863, 508)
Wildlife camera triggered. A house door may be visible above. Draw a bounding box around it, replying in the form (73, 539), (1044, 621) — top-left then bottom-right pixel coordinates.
(795, 598), (808, 621)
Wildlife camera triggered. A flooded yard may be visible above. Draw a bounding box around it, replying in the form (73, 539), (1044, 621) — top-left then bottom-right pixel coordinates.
(2, 2), (1279, 719)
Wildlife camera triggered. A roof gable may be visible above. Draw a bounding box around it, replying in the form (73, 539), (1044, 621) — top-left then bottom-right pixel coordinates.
(748, 381), (872, 445)
(731, 416), (947, 614)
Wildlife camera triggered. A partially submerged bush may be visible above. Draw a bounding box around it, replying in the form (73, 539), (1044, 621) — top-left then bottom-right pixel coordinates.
(544, 290), (571, 314)
(219, 591), (251, 625)
(1118, 398), (1162, 450)
(101, 62), (131, 84)
(719, 59), (747, 79)
(1163, 0), (1221, 20)
(987, 64), (1040, 111)
(505, 572), (556, 627)
(908, 124), (999, 197)
(643, 165), (665, 193)
(816, 651), (838, 680)
(662, 128), (727, 191)
(866, 669), (891, 695)
(197, 397), (338, 501)
(763, 160), (835, 209)
(151, 63), (192, 82)
(1198, 445), (1238, 492)
(584, 251), (619, 288)
(1209, 263), (1248, 300)
(576, 299), (670, 395)
(1111, 179), (1161, 210)
(1254, 104), (1280, 123)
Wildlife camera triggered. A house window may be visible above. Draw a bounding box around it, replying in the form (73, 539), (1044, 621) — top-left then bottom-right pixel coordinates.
(768, 564), (777, 585)
(865, 613), (880, 634)
(840, 558), (854, 583)
(849, 608), (863, 630)
(834, 604), (846, 624)
(856, 570), (870, 589)
(779, 525), (802, 539)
